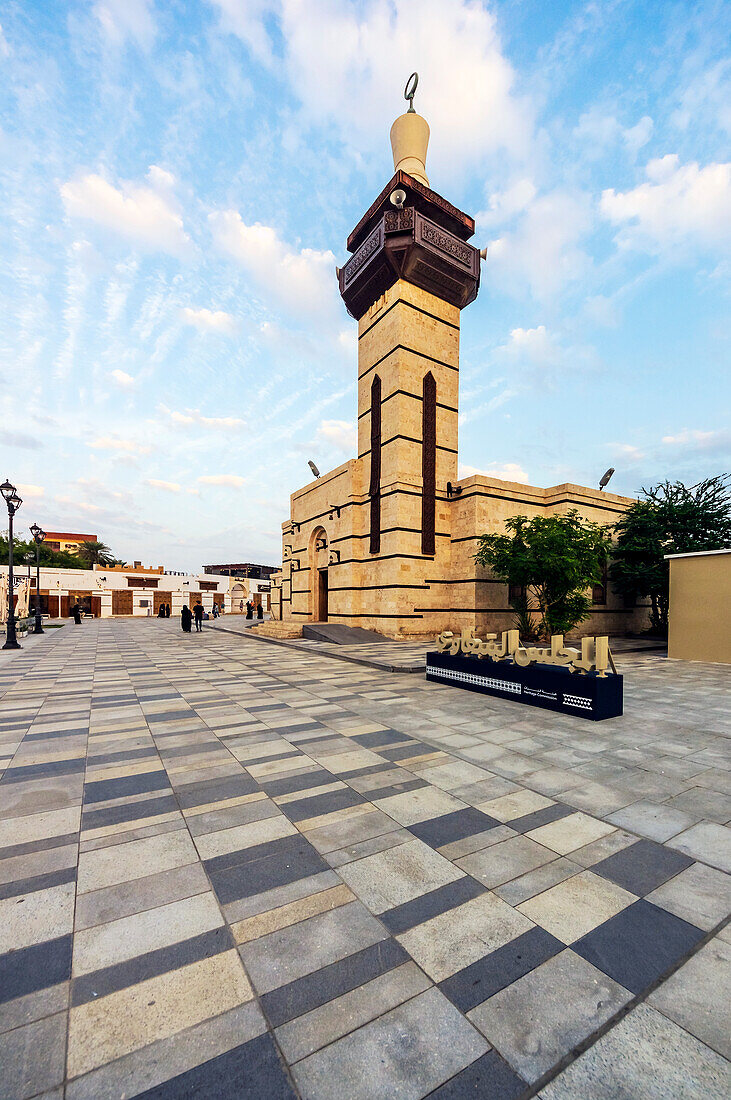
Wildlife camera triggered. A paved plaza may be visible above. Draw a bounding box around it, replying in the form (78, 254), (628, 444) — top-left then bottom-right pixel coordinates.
(0, 621), (729, 1100)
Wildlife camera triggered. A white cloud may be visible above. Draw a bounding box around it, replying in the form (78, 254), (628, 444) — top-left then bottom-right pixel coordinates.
(495, 325), (562, 368)
(572, 109), (653, 160)
(661, 428), (731, 454)
(210, 0), (273, 62)
(609, 443), (645, 463)
(94, 0), (156, 50)
(316, 419), (356, 453)
(145, 479), (181, 492)
(1, 430), (43, 450)
(157, 404), (245, 431)
(0, 22), (11, 57)
(110, 369), (136, 388)
(61, 167), (190, 257)
(459, 462), (529, 483)
(601, 156), (731, 254)
(210, 211), (337, 317)
(218, 0), (534, 180)
(181, 307), (238, 335)
(17, 483), (44, 500)
(89, 435), (152, 455)
(479, 179), (536, 227)
(197, 474), (246, 487)
(484, 190), (591, 299)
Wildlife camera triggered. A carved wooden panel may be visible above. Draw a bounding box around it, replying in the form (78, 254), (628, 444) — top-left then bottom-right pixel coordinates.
(422, 371), (437, 556)
(369, 374), (382, 555)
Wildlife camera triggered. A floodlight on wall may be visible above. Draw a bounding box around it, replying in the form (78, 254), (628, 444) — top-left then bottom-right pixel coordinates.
(599, 467), (615, 491)
(291, 521), (300, 533)
(290, 559), (300, 571)
(328, 503), (341, 520)
(308, 461), (321, 478)
(329, 550), (341, 564)
(446, 482), (463, 499)
(315, 538), (327, 551)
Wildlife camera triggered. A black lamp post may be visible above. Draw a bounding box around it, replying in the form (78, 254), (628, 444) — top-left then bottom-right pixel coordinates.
(1, 479), (23, 650)
(29, 522), (45, 635)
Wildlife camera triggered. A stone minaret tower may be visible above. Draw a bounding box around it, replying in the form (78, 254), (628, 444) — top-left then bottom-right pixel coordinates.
(337, 80), (480, 621)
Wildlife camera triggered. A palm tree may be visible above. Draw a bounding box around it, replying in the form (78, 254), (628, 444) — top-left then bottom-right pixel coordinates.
(75, 540), (119, 567)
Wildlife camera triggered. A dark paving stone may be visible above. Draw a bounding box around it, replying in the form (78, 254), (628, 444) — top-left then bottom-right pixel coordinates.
(83, 770), (171, 804)
(261, 937), (409, 1027)
(87, 746), (159, 765)
(72, 926), (234, 1006)
(159, 741), (222, 760)
(380, 876), (486, 936)
(592, 839), (695, 896)
(0, 831), (78, 861)
(130, 1030), (297, 1099)
(508, 803), (573, 834)
(0, 757), (86, 784)
(282, 787), (365, 823)
(439, 926), (564, 1014)
(241, 749), (303, 767)
(573, 899), (705, 995)
(82, 793), (178, 830)
(247, 704), (291, 713)
(257, 768), (333, 798)
(209, 840), (329, 906)
(24, 725), (89, 741)
(0, 865), (76, 900)
(409, 808), (500, 849)
(0, 934), (73, 1003)
(145, 710), (196, 722)
(175, 772), (260, 808)
(359, 778), (428, 801)
(378, 743), (423, 761)
(426, 1049), (528, 1099)
(351, 729), (414, 748)
(203, 832), (310, 876)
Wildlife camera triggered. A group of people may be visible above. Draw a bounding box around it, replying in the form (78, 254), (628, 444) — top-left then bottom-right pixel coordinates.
(180, 601), (223, 633)
(157, 603), (172, 618)
(245, 600), (264, 620)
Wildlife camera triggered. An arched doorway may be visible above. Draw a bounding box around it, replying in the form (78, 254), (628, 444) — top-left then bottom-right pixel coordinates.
(230, 582), (245, 613)
(309, 527), (329, 622)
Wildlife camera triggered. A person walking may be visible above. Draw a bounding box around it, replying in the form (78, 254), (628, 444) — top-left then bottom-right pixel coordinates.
(212, 603), (219, 619)
(71, 602), (82, 625)
(193, 601), (205, 632)
(180, 605), (192, 633)
(165, 603), (171, 618)
(256, 602), (263, 620)
(239, 599), (244, 613)
(245, 601), (253, 619)
(157, 604), (165, 618)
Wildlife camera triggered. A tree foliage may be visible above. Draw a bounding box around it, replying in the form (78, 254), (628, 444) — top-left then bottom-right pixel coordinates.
(610, 476), (731, 634)
(0, 535), (123, 571)
(74, 540), (121, 566)
(474, 510), (612, 638)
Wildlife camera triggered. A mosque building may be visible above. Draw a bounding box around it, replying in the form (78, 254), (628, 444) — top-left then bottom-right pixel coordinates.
(271, 83), (648, 640)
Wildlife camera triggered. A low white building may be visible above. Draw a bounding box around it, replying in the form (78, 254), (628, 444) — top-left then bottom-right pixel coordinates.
(1, 563), (233, 619)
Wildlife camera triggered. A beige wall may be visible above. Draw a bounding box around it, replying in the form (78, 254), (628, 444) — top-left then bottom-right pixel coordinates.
(668, 553), (731, 664)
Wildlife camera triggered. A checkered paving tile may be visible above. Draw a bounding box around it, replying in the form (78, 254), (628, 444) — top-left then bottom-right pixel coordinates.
(0, 620), (728, 1099)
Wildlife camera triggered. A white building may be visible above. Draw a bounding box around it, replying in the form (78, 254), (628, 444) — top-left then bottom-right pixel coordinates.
(1, 563), (234, 619)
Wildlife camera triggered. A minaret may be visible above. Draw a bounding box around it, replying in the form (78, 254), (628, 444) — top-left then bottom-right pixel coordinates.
(338, 75), (480, 568)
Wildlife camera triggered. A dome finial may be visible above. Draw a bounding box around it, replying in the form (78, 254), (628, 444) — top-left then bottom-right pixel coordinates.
(390, 74), (430, 186)
(404, 72), (418, 113)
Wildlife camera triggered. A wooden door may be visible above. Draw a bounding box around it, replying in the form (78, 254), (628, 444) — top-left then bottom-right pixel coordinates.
(112, 590), (133, 615)
(154, 591), (172, 613)
(61, 595), (70, 618)
(317, 569), (328, 622)
(91, 595), (101, 618)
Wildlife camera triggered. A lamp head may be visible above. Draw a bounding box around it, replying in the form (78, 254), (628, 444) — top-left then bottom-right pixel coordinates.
(1, 479), (16, 503)
(308, 460), (321, 479)
(599, 467), (615, 490)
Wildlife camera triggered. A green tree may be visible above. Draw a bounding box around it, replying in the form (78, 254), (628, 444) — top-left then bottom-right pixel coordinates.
(610, 475), (731, 634)
(474, 510), (612, 638)
(0, 534), (91, 570)
(74, 540), (121, 567)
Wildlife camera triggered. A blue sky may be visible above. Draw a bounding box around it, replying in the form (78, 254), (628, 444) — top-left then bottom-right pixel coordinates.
(1, 0), (729, 571)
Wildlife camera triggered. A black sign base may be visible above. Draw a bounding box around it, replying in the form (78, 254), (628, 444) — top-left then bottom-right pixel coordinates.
(426, 651), (623, 721)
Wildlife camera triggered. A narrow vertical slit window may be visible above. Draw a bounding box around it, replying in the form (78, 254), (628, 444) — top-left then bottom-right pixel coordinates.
(422, 371), (436, 556)
(369, 374), (382, 554)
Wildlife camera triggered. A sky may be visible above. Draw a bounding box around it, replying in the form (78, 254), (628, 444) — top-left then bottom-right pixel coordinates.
(0, 0), (729, 572)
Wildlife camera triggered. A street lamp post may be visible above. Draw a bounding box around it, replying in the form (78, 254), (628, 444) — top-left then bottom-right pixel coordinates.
(1, 479), (23, 650)
(29, 522), (45, 635)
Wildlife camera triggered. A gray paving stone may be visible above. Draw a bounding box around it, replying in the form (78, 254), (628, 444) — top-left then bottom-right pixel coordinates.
(607, 800), (699, 842)
(0, 1011), (67, 1099)
(646, 861), (731, 929)
(293, 987), (488, 1100)
(667, 822), (731, 873)
(538, 1003), (731, 1099)
(468, 949), (631, 1082)
(457, 835), (557, 888)
(648, 937), (731, 1058)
